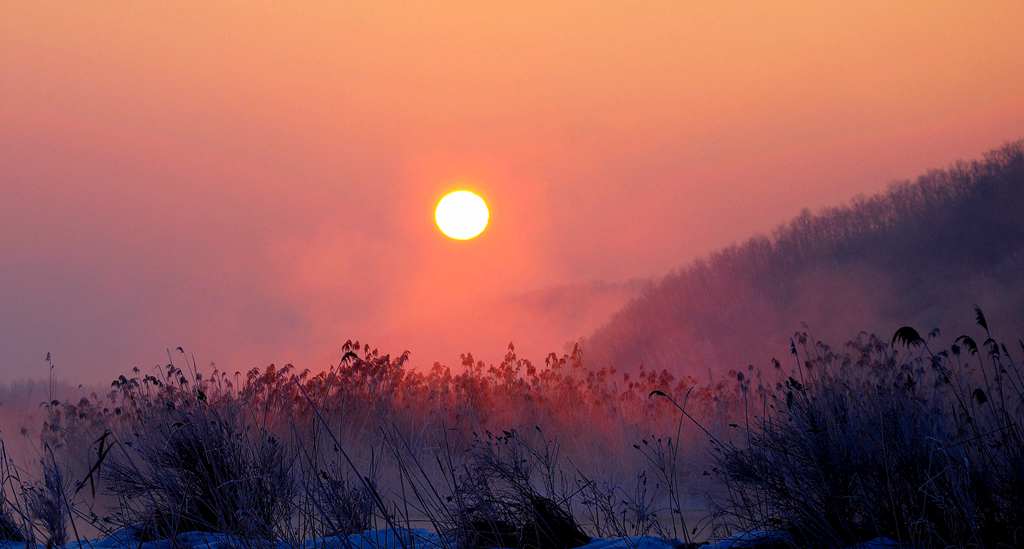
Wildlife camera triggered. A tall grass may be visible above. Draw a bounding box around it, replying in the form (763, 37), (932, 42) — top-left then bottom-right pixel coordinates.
(698, 309), (1024, 547)
(101, 373), (296, 540)
(3, 312), (1024, 547)
(12, 340), (713, 546)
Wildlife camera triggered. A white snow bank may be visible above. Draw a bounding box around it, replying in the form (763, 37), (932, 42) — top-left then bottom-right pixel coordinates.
(701, 530), (792, 548)
(576, 536), (678, 549)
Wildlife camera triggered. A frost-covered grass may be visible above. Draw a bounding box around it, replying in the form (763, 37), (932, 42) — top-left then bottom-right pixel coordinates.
(2, 311), (1023, 547)
(0, 527), (443, 549)
(4, 342), (715, 547)
(703, 309), (1024, 548)
(0, 527), (900, 549)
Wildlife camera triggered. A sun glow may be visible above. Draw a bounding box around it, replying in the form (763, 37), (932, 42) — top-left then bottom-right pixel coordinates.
(435, 190), (489, 240)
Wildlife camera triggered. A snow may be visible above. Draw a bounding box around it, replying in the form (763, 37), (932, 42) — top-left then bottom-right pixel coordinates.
(576, 537), (678, 549)
(701, 530), (792, 548)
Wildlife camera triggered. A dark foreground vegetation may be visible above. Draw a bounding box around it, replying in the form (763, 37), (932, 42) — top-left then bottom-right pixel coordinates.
(0, 307), (1022, 547)
(590, 141), (1024, 376)
(711, 310), (1024, 547)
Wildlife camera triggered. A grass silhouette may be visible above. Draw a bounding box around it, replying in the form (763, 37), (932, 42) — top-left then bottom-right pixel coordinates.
(0, 309), (1018, 547)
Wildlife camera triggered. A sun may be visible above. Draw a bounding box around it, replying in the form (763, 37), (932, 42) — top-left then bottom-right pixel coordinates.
(435, 190), (489, 240)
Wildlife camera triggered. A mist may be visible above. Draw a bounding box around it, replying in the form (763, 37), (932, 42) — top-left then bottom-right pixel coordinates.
(2, 2), (1024, 384)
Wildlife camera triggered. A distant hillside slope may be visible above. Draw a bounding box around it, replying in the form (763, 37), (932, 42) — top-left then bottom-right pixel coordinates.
(586, 141), (1024, 377)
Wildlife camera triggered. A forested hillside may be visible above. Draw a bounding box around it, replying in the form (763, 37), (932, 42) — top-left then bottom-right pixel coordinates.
(586, 141), (1024, 376)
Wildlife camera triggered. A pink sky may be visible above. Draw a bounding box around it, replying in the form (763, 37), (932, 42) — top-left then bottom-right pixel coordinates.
(2, 2), (1023, 382)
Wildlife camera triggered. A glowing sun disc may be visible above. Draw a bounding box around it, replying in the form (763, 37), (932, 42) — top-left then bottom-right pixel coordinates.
(435, 190), (489, 240)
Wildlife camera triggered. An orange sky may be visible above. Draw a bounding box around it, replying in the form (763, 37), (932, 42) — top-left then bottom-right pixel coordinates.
(2, 2), (1023, 381)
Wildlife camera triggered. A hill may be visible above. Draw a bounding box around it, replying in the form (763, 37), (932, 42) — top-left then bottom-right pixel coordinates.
(585, 140), (1024, 376)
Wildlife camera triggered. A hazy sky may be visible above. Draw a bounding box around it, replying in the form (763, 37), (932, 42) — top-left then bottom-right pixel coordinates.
(2, 2), (1023, 382)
